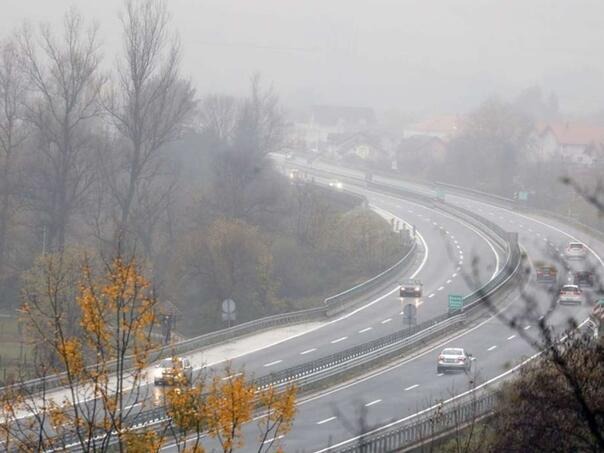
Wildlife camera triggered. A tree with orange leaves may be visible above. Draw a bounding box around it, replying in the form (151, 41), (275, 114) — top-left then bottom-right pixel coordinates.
(163, 367), (297, 453)
(1, 247), (160, 452)
(1, 249), (298, 452)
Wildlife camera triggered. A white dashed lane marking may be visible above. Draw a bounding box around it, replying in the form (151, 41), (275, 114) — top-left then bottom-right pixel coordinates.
(428, 294), (435, 298)
(300, 348), (317, 355)
(264, 360), (283, 367)
(524, 325), (531, 330)
(487, 345), (497, 351)
(437, 286), (444, 291)
(381, 318), (392, 324)
(263, 435), (284, 445)
(507, 335), (516, 340)
(317, 417), (337, 425)
(331, 336), (348, 344)
(365, 399), (382, 407)
(221, 372), (243, 381)
(358, 327), (372, 334)
(405, 384), (420, 391)
(446, 279), (452, 284)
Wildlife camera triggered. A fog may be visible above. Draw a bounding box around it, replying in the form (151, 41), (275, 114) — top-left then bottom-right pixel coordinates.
(3, 0), (604, 113)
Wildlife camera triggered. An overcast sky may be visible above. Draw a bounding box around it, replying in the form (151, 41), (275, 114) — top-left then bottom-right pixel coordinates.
(2, 0), (603, 115)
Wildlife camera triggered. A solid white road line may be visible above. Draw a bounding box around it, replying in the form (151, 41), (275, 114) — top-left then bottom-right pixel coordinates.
(300, 348), (317, 355)
(358, 327), (372, 333)
(487, 345), (497, 351)
(264, 360), (283, 367)
(331, 336), (348, 344)
(317, 416), (337, 425)
(365, 399), (382, 407)
(404, 384), (419, 391)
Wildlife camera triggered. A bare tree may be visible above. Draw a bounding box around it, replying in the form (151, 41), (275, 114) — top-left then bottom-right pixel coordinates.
(17, 9), (105, 252)
(202, 75), (286, 220)
(105, 0), (196, 244)
(0, 39), (27, 278)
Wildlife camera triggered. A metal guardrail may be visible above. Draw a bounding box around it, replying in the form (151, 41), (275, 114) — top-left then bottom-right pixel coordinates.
(254, 311), (458, 390)
(1, 186), (417, 396)
(325, 241), (418, 311)
(332, 391), (497, 453)
(13, 168), (523, 452)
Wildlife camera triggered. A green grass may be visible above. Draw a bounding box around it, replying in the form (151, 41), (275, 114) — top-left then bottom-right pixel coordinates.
(0, 316), (35, 384)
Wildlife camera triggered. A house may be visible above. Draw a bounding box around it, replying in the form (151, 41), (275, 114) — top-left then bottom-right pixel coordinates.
(533, 122), (604, 166)
(403, 115), (463, 142)
(290, 105), (376, 153)
(328, 131), (390, 163)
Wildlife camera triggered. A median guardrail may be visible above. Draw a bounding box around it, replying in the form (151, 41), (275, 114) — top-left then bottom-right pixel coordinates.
(14, 166), (525, 452)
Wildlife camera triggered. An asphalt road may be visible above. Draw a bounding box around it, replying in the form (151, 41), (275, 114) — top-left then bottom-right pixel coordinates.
(219, 160), (599, 452)
(18, 158), (599, 453)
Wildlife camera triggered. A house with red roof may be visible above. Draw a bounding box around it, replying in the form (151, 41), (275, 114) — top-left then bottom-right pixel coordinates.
(534, 122), (604, 166)
(403, 115), (464, 142)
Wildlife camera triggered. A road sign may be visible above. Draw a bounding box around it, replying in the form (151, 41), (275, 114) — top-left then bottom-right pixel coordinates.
(448, 294), (463, 311)
(222, 298), (236, 314)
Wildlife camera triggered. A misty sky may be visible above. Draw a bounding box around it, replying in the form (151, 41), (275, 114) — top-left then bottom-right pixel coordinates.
(2, 0), (604, 115)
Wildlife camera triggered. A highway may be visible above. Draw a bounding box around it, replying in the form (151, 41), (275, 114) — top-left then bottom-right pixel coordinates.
(232, 159), (600, 452)
(9, 164), (503, 425)
(11, 157), (601, 452)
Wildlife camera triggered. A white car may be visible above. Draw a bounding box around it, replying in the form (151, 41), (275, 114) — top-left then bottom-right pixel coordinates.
(557, 284), (585, 305)
(437, 348), (472, 374)
(154, 357), (193, 386)
(328, 180), (343, 190)
(565, 242), (587, 260)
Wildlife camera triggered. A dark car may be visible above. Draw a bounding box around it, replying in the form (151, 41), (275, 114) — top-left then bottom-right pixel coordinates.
(535, 261), (557, 284)
(574, 271), (594, 288)
(400, 279), (423, 298)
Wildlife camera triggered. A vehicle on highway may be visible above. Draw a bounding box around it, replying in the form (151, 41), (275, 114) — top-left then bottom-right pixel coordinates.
(328, 180), (343, 190)
(535, 261), (558, 284)
(557, 284), (585, 305)
(399, 279), (423, 298)
(565, 241), (587, 260)
(573, 270), (594, 288)
(154, 357), (193, 386)
(437, 348), (472, 374)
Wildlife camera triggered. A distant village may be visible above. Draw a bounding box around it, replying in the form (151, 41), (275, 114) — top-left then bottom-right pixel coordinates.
(284, 104), (604, 170)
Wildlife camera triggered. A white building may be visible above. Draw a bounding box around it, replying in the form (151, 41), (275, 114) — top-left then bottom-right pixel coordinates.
(533, 122), (604, 166)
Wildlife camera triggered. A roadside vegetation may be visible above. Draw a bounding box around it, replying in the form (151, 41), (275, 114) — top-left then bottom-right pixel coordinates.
(0, 247), (297, 452)
(0, 0), (404, 362)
